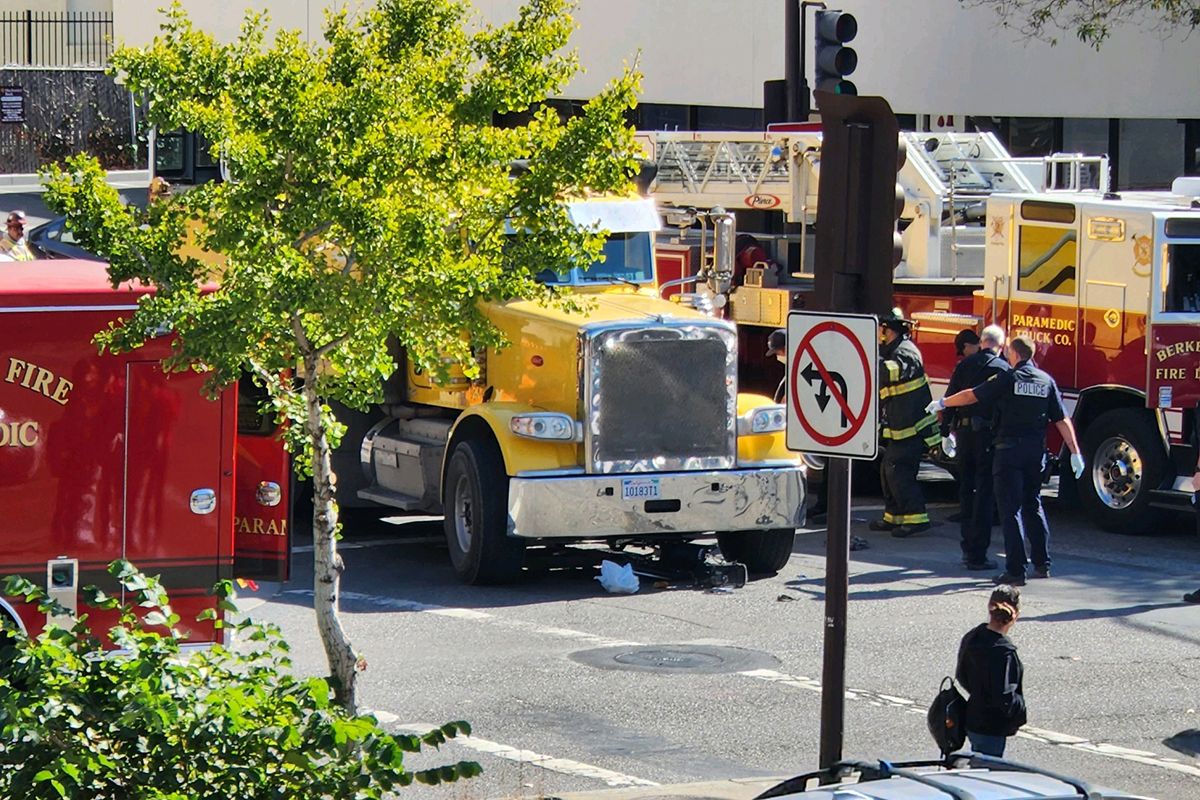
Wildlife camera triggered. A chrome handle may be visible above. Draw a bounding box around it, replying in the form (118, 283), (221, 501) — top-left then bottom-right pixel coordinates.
(190, 489), (216, 515)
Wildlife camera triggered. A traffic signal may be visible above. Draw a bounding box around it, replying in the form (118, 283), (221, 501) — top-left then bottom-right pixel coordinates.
(813, 9), (857, 97)
(811, 91), (905, 317)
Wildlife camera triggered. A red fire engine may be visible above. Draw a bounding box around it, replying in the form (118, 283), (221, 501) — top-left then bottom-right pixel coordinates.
(643, 128), (1200, 533)
(0, 259), (290, 642)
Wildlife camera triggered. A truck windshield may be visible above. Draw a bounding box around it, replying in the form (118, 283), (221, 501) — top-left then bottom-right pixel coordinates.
(1164, 242), (1200, 313)
(537, 231), (655, 286)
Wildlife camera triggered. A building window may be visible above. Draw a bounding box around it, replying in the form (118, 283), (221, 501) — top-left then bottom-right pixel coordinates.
(1118, 119), (1184, 189)
(1007, 117), (1060, 157)
(1184, 120), (1199, 176)
(1018, 223), (1077, 296)
(637, 103), (691, 131)
(1063, 118), (1108, 156)
(695, 106), (760, 131)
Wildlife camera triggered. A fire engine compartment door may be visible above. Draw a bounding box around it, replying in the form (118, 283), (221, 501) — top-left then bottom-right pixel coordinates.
(233, 375), (291, 582)
(1009, 201), (1081, 389)
(123, 362), (232, 601)
(1148, 219), (1200, 410)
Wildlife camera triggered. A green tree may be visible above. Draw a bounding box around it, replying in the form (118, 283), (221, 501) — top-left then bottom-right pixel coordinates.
(41, 0), (640, 712)
(964, 0), (1200, 46)
(0, 562), (481, 799)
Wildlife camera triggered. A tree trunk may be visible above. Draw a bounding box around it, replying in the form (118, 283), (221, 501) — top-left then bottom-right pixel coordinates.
(302, 357), (359, 712)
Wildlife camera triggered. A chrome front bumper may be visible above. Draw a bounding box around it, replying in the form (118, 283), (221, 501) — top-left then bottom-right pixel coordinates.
(507, 467), (805, 539)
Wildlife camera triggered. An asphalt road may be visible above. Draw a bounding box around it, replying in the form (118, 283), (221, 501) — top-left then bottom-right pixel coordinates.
(242, 480), (1200, 800)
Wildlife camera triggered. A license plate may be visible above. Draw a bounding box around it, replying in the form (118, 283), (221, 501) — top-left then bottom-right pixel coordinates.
(621, 478), (661, 501)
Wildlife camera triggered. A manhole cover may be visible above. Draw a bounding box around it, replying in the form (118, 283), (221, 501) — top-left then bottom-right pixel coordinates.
(570, 644), (778, 675)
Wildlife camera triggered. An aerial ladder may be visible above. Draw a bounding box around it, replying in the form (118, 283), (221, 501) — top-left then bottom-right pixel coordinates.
(638, 128), (1109, 319)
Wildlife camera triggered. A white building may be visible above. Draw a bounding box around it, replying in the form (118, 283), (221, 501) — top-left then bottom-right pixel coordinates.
(6, 0), (1197, 188)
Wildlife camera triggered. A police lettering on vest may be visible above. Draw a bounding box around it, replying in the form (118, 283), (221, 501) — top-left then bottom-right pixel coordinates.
(1012, 379), (1050, 398)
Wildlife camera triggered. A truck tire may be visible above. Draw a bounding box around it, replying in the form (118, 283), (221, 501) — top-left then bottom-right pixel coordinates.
(442, 437), (525, 585)
(716, 528), (795, 575)
(1078, 409), (1167, 534)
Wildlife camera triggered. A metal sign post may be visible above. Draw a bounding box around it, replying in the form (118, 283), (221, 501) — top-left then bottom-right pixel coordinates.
(785, 309), (879, 769)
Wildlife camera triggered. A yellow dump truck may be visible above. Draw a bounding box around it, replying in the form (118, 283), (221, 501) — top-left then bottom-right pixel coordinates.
(336, 195), (806, 584)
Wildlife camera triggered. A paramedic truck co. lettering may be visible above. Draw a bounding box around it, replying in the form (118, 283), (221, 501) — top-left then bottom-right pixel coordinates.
(0, 260), (290, 642)
(644, 125), (1200, 533)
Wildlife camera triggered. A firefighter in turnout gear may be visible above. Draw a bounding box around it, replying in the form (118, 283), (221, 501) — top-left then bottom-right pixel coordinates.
(871, 309), (941, 537)
(932, 335), (1085, 585)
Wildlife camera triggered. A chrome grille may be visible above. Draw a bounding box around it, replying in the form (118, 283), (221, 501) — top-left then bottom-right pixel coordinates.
(583, 321), (737, 473)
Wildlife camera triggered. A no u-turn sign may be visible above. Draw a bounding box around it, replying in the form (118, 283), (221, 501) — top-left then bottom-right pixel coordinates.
(785, 310), (879, 460)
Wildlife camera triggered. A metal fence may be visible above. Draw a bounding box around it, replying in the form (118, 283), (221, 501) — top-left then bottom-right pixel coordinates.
(0, 68), (141, 174)
(0, 10), (113, 68)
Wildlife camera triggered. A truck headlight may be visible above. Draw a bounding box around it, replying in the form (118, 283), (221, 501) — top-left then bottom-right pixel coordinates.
(510, 413), (579, 441)
(738, 405), (787, 436)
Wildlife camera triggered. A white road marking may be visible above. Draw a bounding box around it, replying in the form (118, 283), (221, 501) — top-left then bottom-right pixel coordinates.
(394, 723), (660, 788)
(279, 590), (1200, 781)
(740, 669), (1200, 779)
(281, 589), (641, 648)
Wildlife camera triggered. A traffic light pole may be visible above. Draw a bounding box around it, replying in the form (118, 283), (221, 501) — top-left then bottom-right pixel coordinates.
(810, 91), (902, 770)
(818, 455), (851, 768)
(787, 1), (827, 121)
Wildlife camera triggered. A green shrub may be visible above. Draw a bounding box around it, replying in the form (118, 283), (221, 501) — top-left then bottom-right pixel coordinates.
(0, 561), (481, 799)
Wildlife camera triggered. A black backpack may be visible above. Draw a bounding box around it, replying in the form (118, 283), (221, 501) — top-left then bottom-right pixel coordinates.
(927, 676), (967, 755)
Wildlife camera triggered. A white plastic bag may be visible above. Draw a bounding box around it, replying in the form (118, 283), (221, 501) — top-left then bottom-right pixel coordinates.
(595, 560), (639, 594)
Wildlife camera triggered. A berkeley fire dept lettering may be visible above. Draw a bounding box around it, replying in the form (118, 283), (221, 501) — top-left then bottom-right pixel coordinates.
(4, 357), (73, 405)
(1155, 340), (1200, 361)
(1013, 380), (1049, 398)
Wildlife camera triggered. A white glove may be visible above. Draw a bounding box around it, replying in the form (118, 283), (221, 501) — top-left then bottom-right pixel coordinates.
(925, 398), (945, 415)
(941, 432), (957, 459)
(1070, 453), (1085, 479)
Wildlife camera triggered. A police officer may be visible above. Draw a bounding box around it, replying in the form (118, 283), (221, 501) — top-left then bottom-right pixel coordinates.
(941, 325), (1010, 571)
(872, 308), (941, 538)
(931, 334), (1084, 585)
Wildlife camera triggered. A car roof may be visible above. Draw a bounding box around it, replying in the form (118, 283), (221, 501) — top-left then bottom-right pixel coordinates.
(756, 756), (1155, 800)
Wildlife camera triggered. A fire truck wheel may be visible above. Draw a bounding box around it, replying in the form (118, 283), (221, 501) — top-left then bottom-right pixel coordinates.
(1078, 409), (1167, 534)
(443, 438), (525, 585)
(716, 528), (795, 575)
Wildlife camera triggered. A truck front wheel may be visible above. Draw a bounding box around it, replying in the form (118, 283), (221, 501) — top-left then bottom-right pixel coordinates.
(443, 438), (525, 585)
(716, 529), (795, 575)
(1078, 408), (1167, 534)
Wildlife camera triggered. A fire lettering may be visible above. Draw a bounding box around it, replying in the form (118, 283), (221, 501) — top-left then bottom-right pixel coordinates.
(0, 420), (39, 447)
(4, 357), (73, 405)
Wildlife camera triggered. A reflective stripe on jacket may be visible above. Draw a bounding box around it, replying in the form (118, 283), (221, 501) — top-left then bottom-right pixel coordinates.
(879, 336), (939, 445)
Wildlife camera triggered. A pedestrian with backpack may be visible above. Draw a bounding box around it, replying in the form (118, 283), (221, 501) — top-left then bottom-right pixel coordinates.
(955, 585), (1027, 756)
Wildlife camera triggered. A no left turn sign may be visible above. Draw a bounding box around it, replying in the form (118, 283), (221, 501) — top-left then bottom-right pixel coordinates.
(785, 310), (879, 460)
